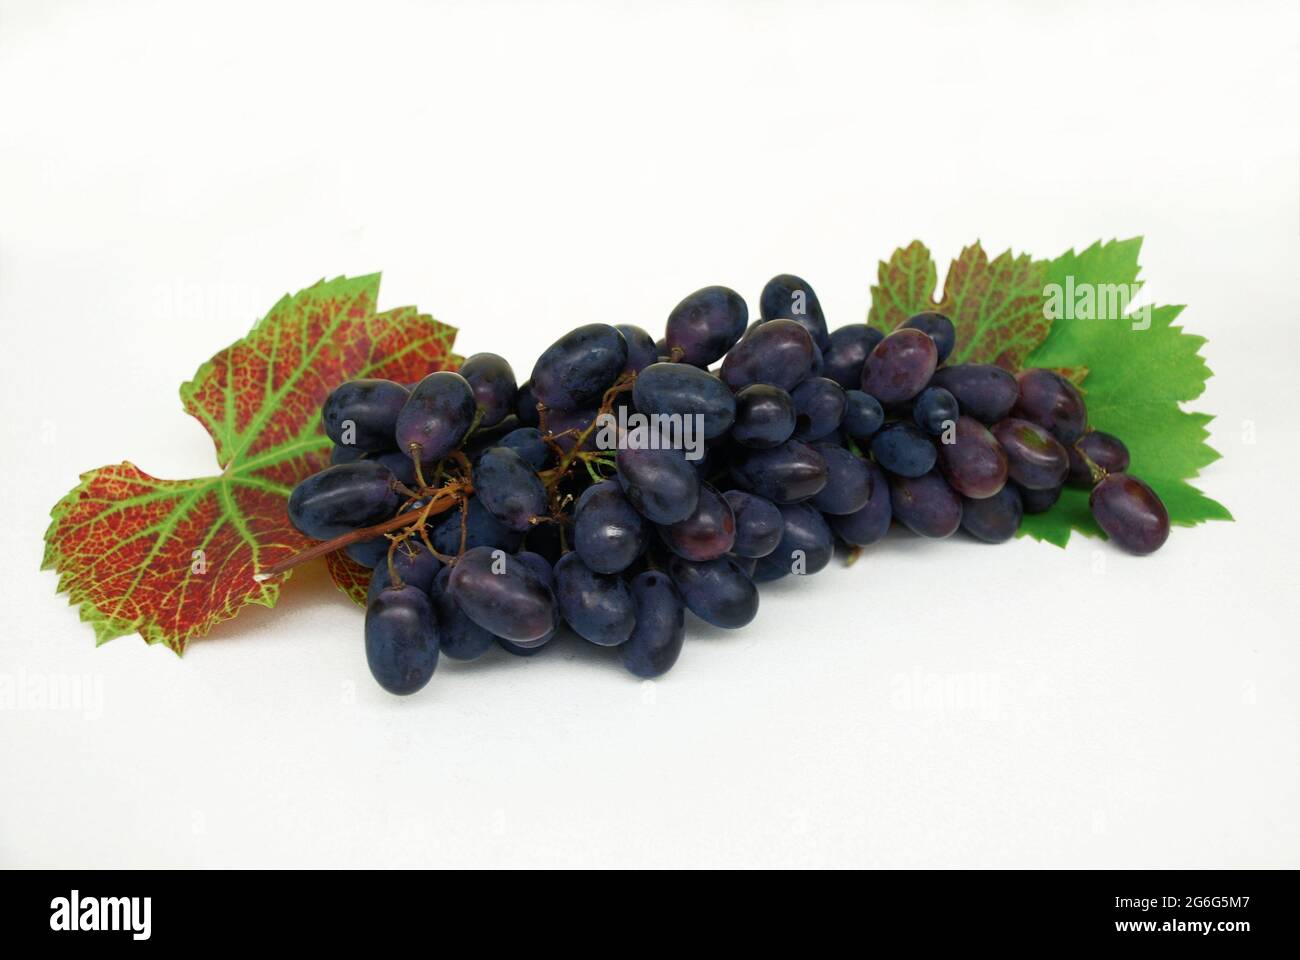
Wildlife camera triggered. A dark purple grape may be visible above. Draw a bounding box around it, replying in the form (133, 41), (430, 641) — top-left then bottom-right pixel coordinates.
(430, 566), (497, 661)
(810, 443), (872, 515)
(345, 536), (392, 568)
(512, 550), (555, 589)
(375, 448), (421, 488)
(500, 426), (550, 470)
(530, 323), (628, 411)
(722, 490), (783, 558)
(554, 552), (635, 646)
(616, 444), (699, 524)
(574, 480), (647, 574)
(860, 328), (938, 407)
(842, 390), (885, 439)
(992, 418), (1069, 491)
(960, 485), (1023, 543)
(458, 353), (517, 428)
(463, 415), (523, 463)
(929, 364), (1019, 423)
(365, 585), (439, 695)
(935, 415), (1008, 499)
(395, 371), (477, 462)
(900, 312), (956, 363)
(1067, 430), (1130, 487)
(730, 439), (828, 503)
(545, 404), (599, 454)
(913, 386), (959, 436)
(659, 483), (735, 561)
(514, 379), (540, 427)
(827, 461), (891, 546)
(619, 571), (686, 678)
(433, 497), (523, 554)
(447, 544), (556, 642)
(791, 377), (846, 440)
(330, 443), (367, 465)
(870, 422), (937, 478)
(730, 554), (758, 577)
(752, 502), (834, 581)
(823, 326), (884, 389)
(732, 383), (796, 449)
(366, 539), (442, 603)
(1089, 474), (1169, 555)
(664, 286), (748, 366)
(668, 555), (758, 628)
(758, 273), (830, 351)
(474, 446), (548, 531)
(720, 319), (816, 392)
(288, 460), (400, 540)
(616, 323), (659, 373)
(322, 379), (410, 453)
(633, 361), (736, 440)
(889, 470), (962, 538)
(1017, 483), (1062, 514)
(1013, 368), (1087, 445)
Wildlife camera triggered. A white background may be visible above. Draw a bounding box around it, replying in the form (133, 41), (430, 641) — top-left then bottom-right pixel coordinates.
(1, 0), (1297, 868)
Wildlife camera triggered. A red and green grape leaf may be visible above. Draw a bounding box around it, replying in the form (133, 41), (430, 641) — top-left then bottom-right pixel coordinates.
(1019, 238), (1231, 546)
(868, 240), (1052, 370)
(325, 550), (374, 609)
(42, 274), (458, 653)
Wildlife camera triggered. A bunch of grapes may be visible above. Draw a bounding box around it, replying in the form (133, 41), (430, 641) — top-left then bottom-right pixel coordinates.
(283, 275), (1170, 695)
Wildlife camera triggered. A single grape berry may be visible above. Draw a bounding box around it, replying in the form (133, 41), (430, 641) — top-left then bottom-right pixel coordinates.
(458, 353), (517, 428)
(860, 328), (938, 407)
(1067, 430), (1130, 487)
(633, 361), (737, 440)
(574, 480), (647, 574)
(935, 415), (1008, 500)
(889, 470), (963, 538)
(870, 422), (938, 479)
(992, 418), (1070, 491)
(447, 545), (557, 642)
(530, 323), (629, 411)
(791, 377), (847, 441)
(664, 286), (749, 367)
(619, 571), (686, 678)
(732, 383), (797, 449)
(365, 585), (440, 696)
(1089, 474), (1170, 555)
(287, 460), (400, 541)
(395, 370), (478, 462)
(1012, 368), (1088, 445)
(842, 390), (885, 439)
(669, 554), (759, 628)
(913, 387), (959, 436)
(554, 552), (636, 647)
(322, 378), (410, 453)
(929, 364), (1019, 424)
(960, 485), (1024, 544)
(758, 273), (830, 352)
(722, 490), (784, 558)
(720, 319), (816, 392)
(730, 439), (829, 503)
(900, 312), (956, 363)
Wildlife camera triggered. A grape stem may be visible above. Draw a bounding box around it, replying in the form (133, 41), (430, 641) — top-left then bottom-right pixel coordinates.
(255, 482), (470, 579)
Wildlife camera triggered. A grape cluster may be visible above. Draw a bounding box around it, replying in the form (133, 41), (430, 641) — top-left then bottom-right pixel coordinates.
(286, 276), (1170, 695)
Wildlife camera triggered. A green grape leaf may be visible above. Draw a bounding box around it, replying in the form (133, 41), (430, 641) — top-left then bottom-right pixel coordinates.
(1018, 238), (1231, 545)
(43, 274), (458, 652)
